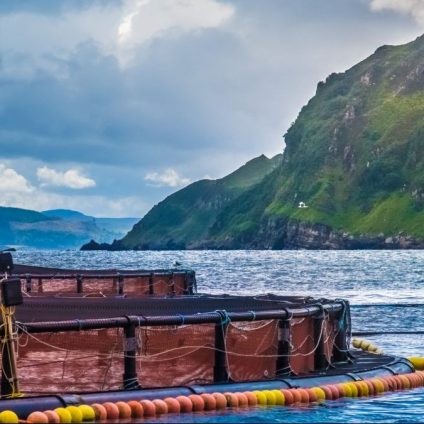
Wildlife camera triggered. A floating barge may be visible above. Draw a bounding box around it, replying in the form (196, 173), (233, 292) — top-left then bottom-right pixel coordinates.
(0, 257), (419, 419)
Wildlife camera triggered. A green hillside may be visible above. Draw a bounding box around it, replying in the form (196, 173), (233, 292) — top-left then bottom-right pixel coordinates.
(112, 34), (424, 250)
(206, 34), (424, 248)
(119, 154), (282, 249)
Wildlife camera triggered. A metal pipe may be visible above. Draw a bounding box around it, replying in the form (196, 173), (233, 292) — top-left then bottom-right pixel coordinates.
(0, 357), (413, 419)
(17, 303), (344, 334)
(276, 319), (290, 376)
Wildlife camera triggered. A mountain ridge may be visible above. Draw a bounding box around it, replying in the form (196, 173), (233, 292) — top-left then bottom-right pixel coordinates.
(0, 207), (139, 249)
(85, 34), (424, 250)
(82, 154), (283, 250)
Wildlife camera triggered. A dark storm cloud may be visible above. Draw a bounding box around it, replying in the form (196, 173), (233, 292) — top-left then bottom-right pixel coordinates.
(0, 30), (279, 170)
(0, 0), (122, 15)
(0, 0), (422, 215)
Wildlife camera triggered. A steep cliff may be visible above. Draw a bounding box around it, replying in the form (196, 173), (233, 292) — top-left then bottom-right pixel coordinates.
(202, 34), (424, 249)
(94, 34), (424, 250)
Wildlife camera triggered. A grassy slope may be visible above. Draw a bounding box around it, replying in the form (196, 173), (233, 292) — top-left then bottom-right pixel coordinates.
(209, 35), (424, 243)
(121, 154), (282, 248)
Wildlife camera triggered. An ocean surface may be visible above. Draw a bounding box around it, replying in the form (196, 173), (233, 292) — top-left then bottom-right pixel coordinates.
(14, 250), (424, 423)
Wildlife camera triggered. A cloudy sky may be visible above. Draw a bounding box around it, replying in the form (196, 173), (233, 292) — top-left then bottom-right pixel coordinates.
(0, 0), (423, 217)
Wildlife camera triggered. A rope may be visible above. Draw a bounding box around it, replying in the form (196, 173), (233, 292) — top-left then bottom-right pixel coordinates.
(353, 331), (424, 336)
(0, 304), (23, 398)
(351, 303), (424, 308)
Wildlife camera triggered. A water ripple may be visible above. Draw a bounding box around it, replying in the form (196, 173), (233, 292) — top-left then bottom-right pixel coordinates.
(12, 249), (424, 423)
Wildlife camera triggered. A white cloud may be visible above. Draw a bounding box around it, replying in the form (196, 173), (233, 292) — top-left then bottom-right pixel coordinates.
(37, 167), (96, 189)
(370, 0), (424, 25)
(0, 163), (143, 216)
(0, 164), (33, 193)
(0, 0), (234, 74)
(116, 0), (234, 65)
(118, 0), (234, 44)
(144, 168), (190, 187)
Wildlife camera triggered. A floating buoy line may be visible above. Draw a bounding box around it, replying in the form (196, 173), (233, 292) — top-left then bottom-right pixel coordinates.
(1, 351), (423, 423)
(0, 258), (423, 422)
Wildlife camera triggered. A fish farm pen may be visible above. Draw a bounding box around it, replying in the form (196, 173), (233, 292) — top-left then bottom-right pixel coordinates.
(0, 255), (422, 421)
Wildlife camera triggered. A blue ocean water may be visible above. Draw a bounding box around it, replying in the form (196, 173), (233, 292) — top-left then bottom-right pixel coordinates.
(13, 250), (424, 423)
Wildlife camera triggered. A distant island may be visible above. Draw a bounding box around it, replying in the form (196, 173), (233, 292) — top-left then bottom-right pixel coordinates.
(0, 207), (139, 250)
(83, 34), (424, 251)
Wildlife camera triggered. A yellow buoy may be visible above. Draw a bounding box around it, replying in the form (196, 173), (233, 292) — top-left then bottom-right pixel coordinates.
(262, 390), (277, 405)
(54, 408), (72, 423)
(408, 357), (424, 370)
(253, 391), (268, 406)
(78, 405), (96, 421)
(311, 387), (326, 401)
(0, 410), (19, 424)
(340, 383), (353, 397)
(65, 406), (83, 423)
(271, 390), (285, 405)
(352, 338), (361, 349)
(359, 340), (371, 350)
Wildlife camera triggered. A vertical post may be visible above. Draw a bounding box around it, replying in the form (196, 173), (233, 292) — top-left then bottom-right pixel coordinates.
(76, 275), (83, 294)
(314, 314), (328, 370)
(276, 319), (290, 376)
(170, 274), (176, 296)
(25, 275), (31, 293)
(38, 278), (43, 293)
(213, 322), (228, 383)
(333, 302), (350, 363)
(148, 273), (154, 295)
(183, 272), (189, 295)
(191, 272), (197, 294)
(1, 316), (20, 397)
(184, 271), (196, 295)
(1, 325), (17, 397)
(117, 274), (124, 295)
(0, 275), (22, 398)
(123, 321), (139, 389)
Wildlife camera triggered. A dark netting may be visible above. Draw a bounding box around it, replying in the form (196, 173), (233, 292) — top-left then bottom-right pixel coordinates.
(0, 289), (350, 395)
(323, 317), (337, 363)
(226, 320), (278, 382)
(289, 317), (315, 375)
(28, 278), (83, 293)
(12, 264), (196, 297)
(77, 278), (121, 295)
(136, 324), (215, 388)
(17, 329), (124, 394)
(12, 316), (340, 393)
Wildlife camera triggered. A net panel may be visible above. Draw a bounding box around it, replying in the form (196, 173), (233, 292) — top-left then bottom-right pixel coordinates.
(21, 274), (189, 296)
(121, 277), (151, 295)
(226, 320), (278, 382)
(136, 324), (215, 387)
(13, 316), (339, 394)
(323, 316), (337, 363)
(79, 278), (118, 295)
(31, 279), (77, 294)
(289, 317), (315, 375)
(16, 329), (124, 393)
(148, 276), (172, 296)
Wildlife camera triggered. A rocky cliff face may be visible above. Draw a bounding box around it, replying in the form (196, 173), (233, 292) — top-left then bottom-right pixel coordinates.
(197, 218), (424, 250)
(84, 34), (424, 251)
(200, 34), (424, 249)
